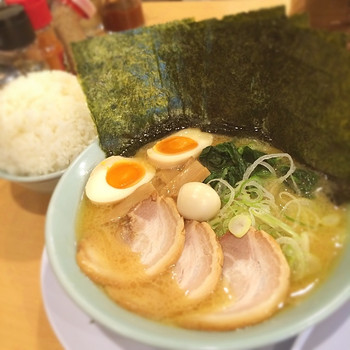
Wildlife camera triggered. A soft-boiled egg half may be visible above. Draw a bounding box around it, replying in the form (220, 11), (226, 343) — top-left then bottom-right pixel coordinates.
(146, 128), (213, 169)
(85, 156), (155, 204)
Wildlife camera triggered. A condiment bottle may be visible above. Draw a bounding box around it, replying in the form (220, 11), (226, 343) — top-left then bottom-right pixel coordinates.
(305, 0), (350, 31)
(6, 0), (66, 70)
(58, 0), (97, 19)
(0, 4), (47, 86)
(50, 0), (102, 72)
(100, 0), (145, 32)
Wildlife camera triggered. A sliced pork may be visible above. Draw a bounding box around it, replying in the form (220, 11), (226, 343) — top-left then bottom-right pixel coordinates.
(105, 220), (223, 319)
(174, 221), (223, 301)
(178, 227), (290, 330)
(76, 193), (185, 285)
(121, 193), (185, 276)
(76, 229), (145, 286)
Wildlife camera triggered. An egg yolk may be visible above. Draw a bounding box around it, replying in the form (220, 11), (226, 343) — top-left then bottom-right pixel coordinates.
(106, 162), (145, 189)
(155, 136), (198, 155)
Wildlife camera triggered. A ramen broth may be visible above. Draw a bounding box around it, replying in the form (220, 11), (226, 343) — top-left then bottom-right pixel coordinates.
(76, 135), (348, 328)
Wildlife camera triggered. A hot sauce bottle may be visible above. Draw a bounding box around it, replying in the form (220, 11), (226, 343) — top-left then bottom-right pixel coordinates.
(101, 0), (145, 32)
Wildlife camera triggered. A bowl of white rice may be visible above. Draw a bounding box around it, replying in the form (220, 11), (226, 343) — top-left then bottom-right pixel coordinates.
(0, 70), (97, 193)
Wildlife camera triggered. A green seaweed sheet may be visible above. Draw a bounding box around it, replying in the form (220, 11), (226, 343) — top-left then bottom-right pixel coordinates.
(72, 6), (350, 200)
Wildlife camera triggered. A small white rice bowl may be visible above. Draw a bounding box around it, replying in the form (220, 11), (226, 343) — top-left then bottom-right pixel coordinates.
(0, 70), (97, 177)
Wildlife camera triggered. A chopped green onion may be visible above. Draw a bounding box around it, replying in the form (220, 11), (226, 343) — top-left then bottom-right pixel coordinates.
(228, 214), (251, 238)
(207, 152), (320, 281)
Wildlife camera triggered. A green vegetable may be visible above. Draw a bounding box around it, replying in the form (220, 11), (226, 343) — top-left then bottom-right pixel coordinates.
(228, 214), (251, 238)
(208, 175), (318, 280)
(280, 166), (320, 198)
(208, 175), (316, 280)
(199, 141), (319, 197)
(205, 146), (339, 280)
(199, 141), (247, 186)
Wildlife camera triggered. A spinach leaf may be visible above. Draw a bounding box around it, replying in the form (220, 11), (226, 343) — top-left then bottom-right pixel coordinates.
(199, 141), (247, 185)
(240, 146), (277, 178)
(199, 141), (319, 197)
(240, 146), (265, 163)
(279, 166), (319, 198)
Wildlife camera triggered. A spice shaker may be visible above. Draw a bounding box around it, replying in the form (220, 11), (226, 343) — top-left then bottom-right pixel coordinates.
(100, 0), (145, 32)
(0, 4), (47, 86)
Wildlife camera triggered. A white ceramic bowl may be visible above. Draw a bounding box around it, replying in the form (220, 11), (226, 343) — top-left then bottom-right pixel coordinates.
(45, 140), (350, 350)
(0, 168), (65, 193)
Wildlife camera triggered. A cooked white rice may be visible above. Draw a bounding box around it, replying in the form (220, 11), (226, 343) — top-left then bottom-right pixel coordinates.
(0, 70), (97, 176)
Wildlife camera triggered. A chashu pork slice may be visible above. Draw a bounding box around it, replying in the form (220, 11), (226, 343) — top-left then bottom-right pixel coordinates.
(77, 193), (185, 286)
(174, 220), (223, 301)
(121, 193), (185, 276)
(105, 220), (223, 319)
(178, 227), (290, 330)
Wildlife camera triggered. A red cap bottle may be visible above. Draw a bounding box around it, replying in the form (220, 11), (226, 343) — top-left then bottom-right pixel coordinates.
(11, 0), (52, 29)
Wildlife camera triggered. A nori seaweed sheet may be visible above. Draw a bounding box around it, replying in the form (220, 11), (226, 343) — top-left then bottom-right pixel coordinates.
(72, 6), (350, 200)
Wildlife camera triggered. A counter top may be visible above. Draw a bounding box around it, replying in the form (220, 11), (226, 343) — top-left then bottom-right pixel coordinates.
(0, 1), (285, 349)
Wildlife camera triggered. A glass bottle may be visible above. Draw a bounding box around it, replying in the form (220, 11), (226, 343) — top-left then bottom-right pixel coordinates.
(6, 0), (66, 70)
(101, 0), (145, 32)
(306, 0), (350, 31)
(0, 4), (47, 86)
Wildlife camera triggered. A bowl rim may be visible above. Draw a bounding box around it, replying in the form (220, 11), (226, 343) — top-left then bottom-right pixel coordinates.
(45, 139), (350, 350)
(0, 168), (65, 183)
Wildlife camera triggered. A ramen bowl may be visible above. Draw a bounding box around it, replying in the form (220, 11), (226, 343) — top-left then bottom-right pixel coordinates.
(45, 139), (350, 350)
